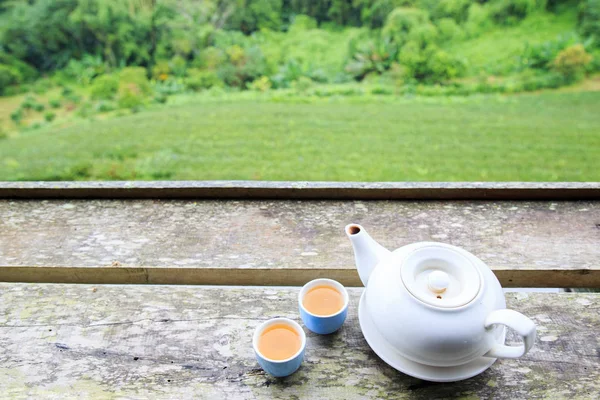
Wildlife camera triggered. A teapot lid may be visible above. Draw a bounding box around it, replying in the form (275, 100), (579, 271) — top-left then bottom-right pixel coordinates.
(400, 244), (482, 308)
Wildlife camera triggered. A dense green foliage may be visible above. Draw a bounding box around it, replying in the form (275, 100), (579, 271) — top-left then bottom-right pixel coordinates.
(1, 91), (598, 181)
(1, 0), (597, 95)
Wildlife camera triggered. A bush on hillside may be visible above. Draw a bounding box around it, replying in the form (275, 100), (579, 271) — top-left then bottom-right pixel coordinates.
(489, 0), (539, 25)
(464, 3), (491, 37)
(90, 74), (119, 100)
(0, 65), (22, 94)
(519, 34), (582, 70)
(185, 69), (223, 91)
(579, 0), (600, 45)
(197, 47), (227, 70)
(117, 67), (152, 109)
(431, 0), (472, 23)
(152, 60), (171, 80)
(270, 59), (304, 88)
(436, 18), (464, 41)
(248, 76), (272, 92)
(289, 15), (318, 32)
(551, 44), (593, 81)
(119, 67), (152, 96)
(345, 34), (398, 79)
(383, 8), (431, 46)
(398, 43), (465, 83)
(0, 53), (38, 83)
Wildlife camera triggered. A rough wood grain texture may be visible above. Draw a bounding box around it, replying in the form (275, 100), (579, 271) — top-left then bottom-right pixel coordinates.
(1, 199), (599, 286)
(0, 284), (598, 399)
(1, 181), (600, 200)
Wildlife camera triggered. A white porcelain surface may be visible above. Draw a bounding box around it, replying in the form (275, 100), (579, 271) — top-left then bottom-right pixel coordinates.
(358, 291), (501, 382)
(346, 224), (537, 371)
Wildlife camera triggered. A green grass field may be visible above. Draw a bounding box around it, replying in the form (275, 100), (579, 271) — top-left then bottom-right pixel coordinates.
(1, 91), (599, 181)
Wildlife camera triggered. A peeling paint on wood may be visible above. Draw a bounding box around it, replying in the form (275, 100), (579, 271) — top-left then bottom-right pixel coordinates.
(0, 199), (598, 287)
(0, 284), (598, 398)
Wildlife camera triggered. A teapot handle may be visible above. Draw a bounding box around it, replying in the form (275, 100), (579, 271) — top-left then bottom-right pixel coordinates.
(483, 309), (536, 359)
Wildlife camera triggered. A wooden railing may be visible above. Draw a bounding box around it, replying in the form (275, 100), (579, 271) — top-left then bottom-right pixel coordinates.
(0, 182), (598, 397)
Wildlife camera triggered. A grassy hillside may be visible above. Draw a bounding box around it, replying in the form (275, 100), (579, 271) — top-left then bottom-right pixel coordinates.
(446, 8), (580, 75)
(1, 91), (599, 182)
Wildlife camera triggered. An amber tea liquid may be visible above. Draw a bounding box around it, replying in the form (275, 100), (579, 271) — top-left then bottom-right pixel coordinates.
(258, 324), (302, 360)
(302, 285), (344, 316)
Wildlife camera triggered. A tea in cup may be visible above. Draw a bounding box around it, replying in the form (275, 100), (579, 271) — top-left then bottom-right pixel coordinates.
(299, 278), (349, 334)
(253, 318), (306, 377)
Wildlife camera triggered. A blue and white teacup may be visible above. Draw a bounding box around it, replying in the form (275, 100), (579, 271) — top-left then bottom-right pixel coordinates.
(252, 318), (306, 377)
(299, 278), (349, 335)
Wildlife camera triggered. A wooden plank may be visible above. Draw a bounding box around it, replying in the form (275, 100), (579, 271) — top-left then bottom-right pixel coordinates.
(0, 200), (600, 287)
(0, 284), (598, 398)
(1, 199), (599, 287)
(1, 181), (600, 200)
(0, 266), (598, 288)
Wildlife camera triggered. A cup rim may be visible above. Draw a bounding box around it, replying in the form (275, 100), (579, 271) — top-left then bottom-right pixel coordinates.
(298, 278), (349, 318)
(253, 317), (306, 364)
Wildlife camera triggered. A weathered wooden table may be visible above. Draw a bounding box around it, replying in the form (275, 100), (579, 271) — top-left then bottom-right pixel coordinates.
(1, 182), (599, 399)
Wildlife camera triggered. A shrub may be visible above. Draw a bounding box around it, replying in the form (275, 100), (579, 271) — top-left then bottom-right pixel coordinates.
(153, 78), (187, 95)
(248, 76), (272, 92)
(60, 55), (106, 86)
(424, 48), (466, 83)
(198, 47), (226, 70)
(226, 45), (246, 67)
(21, 96), (36, 110)
(33, 103), (45, 112)
(289, 15), (318, 32)
(383, 8), (431, 46)
(0, 65), (22, 94)
(407, 23), (439, 49)
(95, 101), (117, 112)
(370, 85), (394, 95)
(152, 60), (171, 80)
(154, 94), (168, 104)
(61, 86), (74, 96)
(436, 18), (464, 42)
(579, 0), (600, 44)
(48, 99), (60, 108)
(117, 67), (152, 109)
(432, 0), (472, 23)
(519, 34), (581, 70)
(464, 3), (491, 37)
(44, 111), (56, 122)
(90, 74), (119, 100)
(0, 53), (37, 83)
(10, 109), (23, 125)
(551, 44), (593, 81)
(185, 69), (223, 91)
(217, 64), (243, 87)
(345, 35), (399, 80)
(170, 55), (188, 77)
(118, 83), (147, 109)
(489, 0), (538, 25)
(398, 44), (465, 83)
(119, 67), (152, 96)
(291, 76), (313, 93)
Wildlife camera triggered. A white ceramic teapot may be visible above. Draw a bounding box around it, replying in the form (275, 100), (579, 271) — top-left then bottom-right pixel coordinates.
(346, 224), (536, 382)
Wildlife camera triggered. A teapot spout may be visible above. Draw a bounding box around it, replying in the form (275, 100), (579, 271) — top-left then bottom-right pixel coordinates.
(345, 224), (391, 287)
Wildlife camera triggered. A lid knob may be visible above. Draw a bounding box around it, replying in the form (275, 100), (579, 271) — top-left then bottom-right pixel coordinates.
(428, 270), (450, 294)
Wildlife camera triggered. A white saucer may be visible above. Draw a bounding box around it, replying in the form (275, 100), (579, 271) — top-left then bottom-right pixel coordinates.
(358, 291), (502, 382)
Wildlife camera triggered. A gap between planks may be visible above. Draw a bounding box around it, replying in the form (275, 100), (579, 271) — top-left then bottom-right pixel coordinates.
(0, 266), (597, 287)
